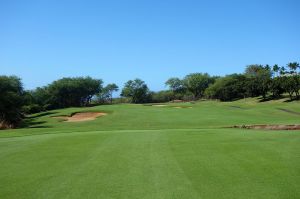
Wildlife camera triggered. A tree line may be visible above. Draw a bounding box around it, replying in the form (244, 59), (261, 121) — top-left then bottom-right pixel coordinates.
(152, 62), (299, 103)
(0, 61), (299, 128)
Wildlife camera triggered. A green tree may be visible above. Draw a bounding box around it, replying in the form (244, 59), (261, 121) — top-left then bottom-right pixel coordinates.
(121, 79), (150, 103)
(105, 83), (119, 103)
(165, 78), (186, 94)
(183, 73), (214, 99)
(244, 65), (272, 99)
(272, 64), (280, 77)
(0, 76), (24, 128)
(205, 74), (247, 101)
(269, 77), (284, 98)
(47, 77), (103, 108)
(287, 62), (300, 74)
(151, 90), (174, 103)
(29, 87), (52, 110)
(97, 83), (119, 104)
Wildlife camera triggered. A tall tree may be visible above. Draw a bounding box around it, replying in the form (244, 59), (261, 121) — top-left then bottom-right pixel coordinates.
(205, 74), (247, 101)
(245, 65), (272, 99)
(121, 79), (150, 103)
(47, 77), (103, 108)
(165, 77), (185, 94)
(287, 62), (300, 73)
(0, 76), (24, 128)
(272, 64), (280, 77)
(104, 83), (119, 104)
(183, 73), (214, 99)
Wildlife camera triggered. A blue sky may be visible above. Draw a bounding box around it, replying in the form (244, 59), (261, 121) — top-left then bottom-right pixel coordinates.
(1, 0), (299, 92)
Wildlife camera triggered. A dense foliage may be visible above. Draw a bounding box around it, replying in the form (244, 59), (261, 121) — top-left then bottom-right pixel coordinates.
(96, 83), (119, 104)
(47, 77), (103, 108)
(0, 76), (24, 128)
(23, 77), (103, 113)
(121, 79), (151, 103)
(205, 74), (247, 101)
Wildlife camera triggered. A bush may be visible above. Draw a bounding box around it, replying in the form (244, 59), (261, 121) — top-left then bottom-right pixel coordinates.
(22, 104), (43, 114)
(205, 74), (247, 101)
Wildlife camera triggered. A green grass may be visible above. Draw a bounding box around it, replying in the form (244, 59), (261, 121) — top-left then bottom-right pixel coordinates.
(0, 98), (300, 198)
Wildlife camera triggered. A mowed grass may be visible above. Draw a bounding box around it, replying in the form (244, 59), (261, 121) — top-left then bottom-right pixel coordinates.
(0, 99), (300, 198)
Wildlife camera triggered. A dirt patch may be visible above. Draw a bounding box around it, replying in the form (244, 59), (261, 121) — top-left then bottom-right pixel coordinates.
(0, 121), (16, 129)
(173, 106), (192, 109)
(232, 124), (300, 130)
(53, 112), (107, 122)
(277, 108), (300, 116)
(170, 100), (184, 103)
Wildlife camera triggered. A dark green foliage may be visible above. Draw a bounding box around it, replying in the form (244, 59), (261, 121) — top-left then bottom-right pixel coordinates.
(21, 87), (52, 114)
(121, 79), (151, 103)
(22, 104), (43, 114)
(165, 78), (186, 94)
(151, 90), (175, 103)
(205, 74), (247, 101)
(281, 75), (300, 100)
(244, 65), (272, 99)
(183, 73), (215, 99)
(0, 76), (24, 128)
(287, 62), (300, 73)
(31, 87), (52, 109)
(205, 62), (300, 101)
(97, 83), (119, 104)
(270, 77), (285, 98)
(47, 77), (103, 108)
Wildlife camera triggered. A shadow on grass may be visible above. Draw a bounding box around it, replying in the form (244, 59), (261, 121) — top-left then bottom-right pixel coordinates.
(258, 96), (285, 102)
(283, 97), (300, 102)
(27, 111), (59, 119)
(18, 111), (58, 129)
(19, 119), (52, 129)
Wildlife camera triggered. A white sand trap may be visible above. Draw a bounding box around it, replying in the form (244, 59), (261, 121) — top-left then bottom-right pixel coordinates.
(174, 107), (183, 108)
(54, 112), (107, 122)
(152, 105), (167, 107)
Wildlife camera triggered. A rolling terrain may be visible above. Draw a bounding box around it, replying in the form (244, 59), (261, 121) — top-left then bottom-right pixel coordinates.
(0, 99), (299, 199)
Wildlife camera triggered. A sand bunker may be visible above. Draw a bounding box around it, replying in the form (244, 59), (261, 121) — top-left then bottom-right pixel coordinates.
(173, 106), (192, 109)
(232, 124), (300, 130)
(170, 100), (184, 103)
(152, 105), (167, 107)
(53, 112), (107, 122)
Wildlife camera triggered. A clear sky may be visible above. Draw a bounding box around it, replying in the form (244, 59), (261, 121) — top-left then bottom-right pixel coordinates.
(1, 0), (299, 92)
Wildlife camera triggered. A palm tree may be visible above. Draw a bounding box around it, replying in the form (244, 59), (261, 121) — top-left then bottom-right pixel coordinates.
(287, 62), (300, 74)
(279, 66), (286, 75)
(273, 64), (279, 77)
